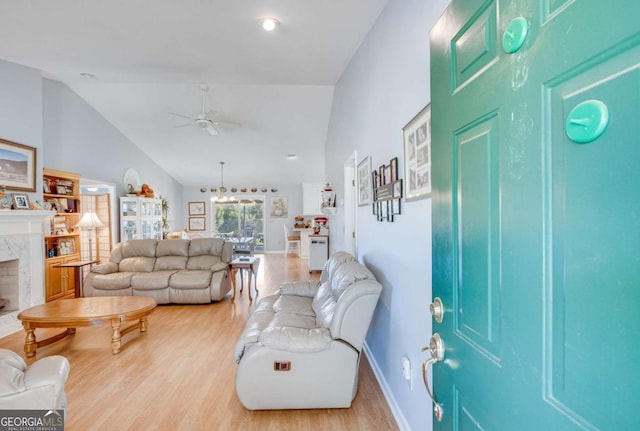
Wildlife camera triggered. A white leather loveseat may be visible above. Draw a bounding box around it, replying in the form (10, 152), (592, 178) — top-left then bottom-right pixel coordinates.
(84, 238), (232, 303)
(234, 252), (382, 410)
(0, 349), (70, 410)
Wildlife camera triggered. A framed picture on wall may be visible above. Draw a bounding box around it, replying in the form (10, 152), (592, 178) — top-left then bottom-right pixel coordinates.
(188, 201), (205, 216)
(189, 217), (205, 231)
(403, 103), (431, 201)
(0, 138), (37, 192)
(270, 196), (288, 218)
(357, 156), (372, 206)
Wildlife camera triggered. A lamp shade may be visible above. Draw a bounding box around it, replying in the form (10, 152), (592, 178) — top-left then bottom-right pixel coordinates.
(74, 212), (104, 229)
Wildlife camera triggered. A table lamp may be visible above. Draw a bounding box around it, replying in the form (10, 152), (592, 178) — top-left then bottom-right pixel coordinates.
(74, 211), (104, 261)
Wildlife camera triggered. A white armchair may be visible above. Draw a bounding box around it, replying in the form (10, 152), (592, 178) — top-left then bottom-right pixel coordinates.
(0, 349), (70, 410)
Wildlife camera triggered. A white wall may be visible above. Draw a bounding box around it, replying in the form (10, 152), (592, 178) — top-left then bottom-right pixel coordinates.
(0, 60), (44, 201)
(324, 1), (450, 429)
(42, 79), (183, 236)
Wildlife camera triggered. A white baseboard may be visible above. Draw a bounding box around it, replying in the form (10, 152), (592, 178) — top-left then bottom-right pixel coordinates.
(363, 342), (411, 431)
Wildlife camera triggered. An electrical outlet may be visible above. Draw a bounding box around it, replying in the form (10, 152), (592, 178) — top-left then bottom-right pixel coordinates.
(402, 356), (412, 389)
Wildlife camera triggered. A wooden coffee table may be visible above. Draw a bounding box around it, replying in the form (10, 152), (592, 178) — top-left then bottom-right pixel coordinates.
(17, 296), (157, 357)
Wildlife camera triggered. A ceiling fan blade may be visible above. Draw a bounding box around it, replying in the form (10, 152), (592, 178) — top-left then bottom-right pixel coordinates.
(205, 124), (218, 135)
(173, 123), (193, 128)
(214, 120), (241, 129)
(169, 112), (193, 120)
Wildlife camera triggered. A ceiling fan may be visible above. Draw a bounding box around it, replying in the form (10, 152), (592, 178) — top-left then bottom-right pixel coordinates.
(169, 84), (240, 136)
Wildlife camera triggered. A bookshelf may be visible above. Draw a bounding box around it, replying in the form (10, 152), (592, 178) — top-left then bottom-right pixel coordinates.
(43, 168), (82, 301)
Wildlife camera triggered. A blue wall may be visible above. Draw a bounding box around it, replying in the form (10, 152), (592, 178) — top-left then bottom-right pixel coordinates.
(324, 1), (450, 429)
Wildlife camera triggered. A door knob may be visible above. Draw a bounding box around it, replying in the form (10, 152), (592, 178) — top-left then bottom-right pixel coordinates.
(430, 297), (444, 323)
(422, 333), (445, 421)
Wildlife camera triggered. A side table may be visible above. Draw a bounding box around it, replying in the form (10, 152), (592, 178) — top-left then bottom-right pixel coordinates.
(53, 259), (100, 297)
(229, 257), (260, 301)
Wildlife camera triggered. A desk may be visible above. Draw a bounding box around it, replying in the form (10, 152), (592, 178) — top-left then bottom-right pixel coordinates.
(53, 259), (100, 297)
(229, 257), (260, 301)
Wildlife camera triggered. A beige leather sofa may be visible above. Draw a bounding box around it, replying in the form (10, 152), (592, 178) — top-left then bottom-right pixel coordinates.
(0, 349), (70, 410)
(234, 252), (382, 410)
(84, 238), (232, 303)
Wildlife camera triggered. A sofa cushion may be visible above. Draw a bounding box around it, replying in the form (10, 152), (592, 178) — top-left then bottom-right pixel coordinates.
(91, 272), (136, 290)
(154, 256), (188, 271)
(91, 262), (118, 275)
(119, 256), (156, 273)
(189, 238), (225, 257)
(156, 239), (189, 257)
(280, 280), (318, 297)
(273, 295), (315, 317)
(121, 239), (158, 258)
(211, 262), (228, 272)
(312, 282), (337, 328)
(268, 312), (316, 330)
(319, 251), (356, 284)
(170, 270), (212, 289)
(330, 262), (375, 301)
(131, 271), (177, 290)
(187, 255), (222, 270)
(234, 308), (275, 362)
(311, 282), (332, 314)
(259, 327), (332, 353)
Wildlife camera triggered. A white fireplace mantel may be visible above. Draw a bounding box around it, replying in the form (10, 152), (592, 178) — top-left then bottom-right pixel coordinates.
(0, 209), (55, 337)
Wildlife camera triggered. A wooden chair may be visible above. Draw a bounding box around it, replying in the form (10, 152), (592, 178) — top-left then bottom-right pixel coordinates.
(283, 225), (301, 257)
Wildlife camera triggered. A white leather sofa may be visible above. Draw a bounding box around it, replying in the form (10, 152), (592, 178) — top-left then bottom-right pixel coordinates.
(234, 252), (382, 410)
(0, 349), (70, 410)
(84, 238), (232, 303)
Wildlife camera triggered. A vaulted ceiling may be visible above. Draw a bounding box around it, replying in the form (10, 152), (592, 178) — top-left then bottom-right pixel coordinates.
(0, 0), (388, 187)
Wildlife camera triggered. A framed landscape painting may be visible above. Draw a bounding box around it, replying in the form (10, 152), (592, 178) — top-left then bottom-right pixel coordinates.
(189, 217), (205, 231)
(0, 138), (37, 192)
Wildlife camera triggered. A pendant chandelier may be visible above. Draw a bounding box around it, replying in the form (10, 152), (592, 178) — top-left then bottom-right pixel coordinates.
(212, 161), (234, 202)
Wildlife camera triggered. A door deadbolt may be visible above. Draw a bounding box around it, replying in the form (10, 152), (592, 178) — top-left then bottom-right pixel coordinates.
(430, 297), (444, 323)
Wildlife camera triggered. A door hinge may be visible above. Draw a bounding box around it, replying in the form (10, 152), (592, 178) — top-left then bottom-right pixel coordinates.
(352, 231), (355, 239)
(352, 179), (355, 186)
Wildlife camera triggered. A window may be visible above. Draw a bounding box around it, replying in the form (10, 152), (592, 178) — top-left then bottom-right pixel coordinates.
(213, 199), (265, 251)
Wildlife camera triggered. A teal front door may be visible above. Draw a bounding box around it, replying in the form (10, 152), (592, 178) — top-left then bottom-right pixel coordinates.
(430, 0), (640, 429)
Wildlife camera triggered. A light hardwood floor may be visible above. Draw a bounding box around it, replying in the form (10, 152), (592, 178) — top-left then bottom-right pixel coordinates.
(0, 254), (398, 430)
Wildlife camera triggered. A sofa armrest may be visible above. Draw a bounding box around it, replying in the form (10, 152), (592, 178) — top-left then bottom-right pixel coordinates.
(211, 262), (228, 272)
(279, 280), (319, 297)
(259, 326), (332, 353)
(90, 262), (119, 274)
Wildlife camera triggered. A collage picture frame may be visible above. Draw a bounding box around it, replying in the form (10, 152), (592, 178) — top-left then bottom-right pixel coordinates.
(403, 103), (431, 201)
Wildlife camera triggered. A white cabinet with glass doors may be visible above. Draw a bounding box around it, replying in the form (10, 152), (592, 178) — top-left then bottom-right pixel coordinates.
(119, 197), (163, 241)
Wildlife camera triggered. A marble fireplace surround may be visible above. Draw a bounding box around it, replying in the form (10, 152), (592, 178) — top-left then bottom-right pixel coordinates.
(0, 210), (54, 338)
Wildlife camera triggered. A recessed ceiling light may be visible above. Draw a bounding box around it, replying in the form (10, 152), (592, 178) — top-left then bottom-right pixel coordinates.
(261, 17), (280, 31)
(287, 154), (297, 160)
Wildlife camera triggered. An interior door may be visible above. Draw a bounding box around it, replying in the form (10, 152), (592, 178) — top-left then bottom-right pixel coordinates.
(429, 0), (640, 429)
